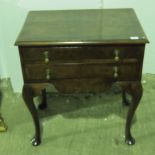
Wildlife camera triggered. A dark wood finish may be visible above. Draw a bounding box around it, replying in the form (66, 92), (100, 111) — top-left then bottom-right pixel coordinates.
(39, 89), (47, 110)
(23, 62), (140, 81)
(15, 9), (148, 146)
(19, 45), (144, 62)
(118, 82), (143, 144)
(15, 9), (148, 45)
(22, 84), (41, 146)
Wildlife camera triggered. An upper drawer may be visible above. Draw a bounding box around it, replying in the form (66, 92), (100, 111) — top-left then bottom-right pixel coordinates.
(19, 45), (144, 63)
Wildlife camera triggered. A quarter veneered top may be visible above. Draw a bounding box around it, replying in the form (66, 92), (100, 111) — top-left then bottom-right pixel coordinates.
(15, 8), (148, 46)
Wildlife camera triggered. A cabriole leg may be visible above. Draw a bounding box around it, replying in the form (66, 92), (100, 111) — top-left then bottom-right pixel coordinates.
(22, 84), (41, 146)
(124, 82), (143, 145)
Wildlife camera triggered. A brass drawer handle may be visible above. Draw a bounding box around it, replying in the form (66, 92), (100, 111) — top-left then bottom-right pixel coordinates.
(114, 49), (120, 61)
(113, 66), (118, 78)
(44, 51), (49, 64)
(46, 69), (51, 80)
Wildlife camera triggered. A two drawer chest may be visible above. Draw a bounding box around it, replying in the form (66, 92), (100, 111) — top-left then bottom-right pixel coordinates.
(15, 8), (149, 146)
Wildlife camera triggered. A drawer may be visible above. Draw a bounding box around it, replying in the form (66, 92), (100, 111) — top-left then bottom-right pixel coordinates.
(19, 45), (144, 63)
(23, 62), (140, 82)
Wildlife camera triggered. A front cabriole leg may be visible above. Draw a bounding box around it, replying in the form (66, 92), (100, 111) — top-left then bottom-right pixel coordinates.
(125, 82), (142, 145)
(22, 84), (41, 146)
(119, 82), (143, 145)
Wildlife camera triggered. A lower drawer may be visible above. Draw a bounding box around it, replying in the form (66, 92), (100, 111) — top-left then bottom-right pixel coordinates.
(23, 63), (140, 82)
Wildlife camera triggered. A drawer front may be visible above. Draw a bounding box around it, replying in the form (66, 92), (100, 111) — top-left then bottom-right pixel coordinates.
(23, 62), (140, 82)
(20, 45), (144, 63)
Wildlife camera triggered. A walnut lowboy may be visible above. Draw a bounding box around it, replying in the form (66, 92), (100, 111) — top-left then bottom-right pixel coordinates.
(15, 9), (149, 146)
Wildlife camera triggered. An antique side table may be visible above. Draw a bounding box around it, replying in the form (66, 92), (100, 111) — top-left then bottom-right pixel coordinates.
(15, 8), (149, 146)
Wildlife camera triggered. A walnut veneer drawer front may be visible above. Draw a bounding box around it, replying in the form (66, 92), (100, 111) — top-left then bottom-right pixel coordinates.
(23, 62), (140, 82)
(19, 45), (144, 63)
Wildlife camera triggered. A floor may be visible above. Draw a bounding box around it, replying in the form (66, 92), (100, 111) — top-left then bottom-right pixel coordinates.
(0, 74), (155, 155)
